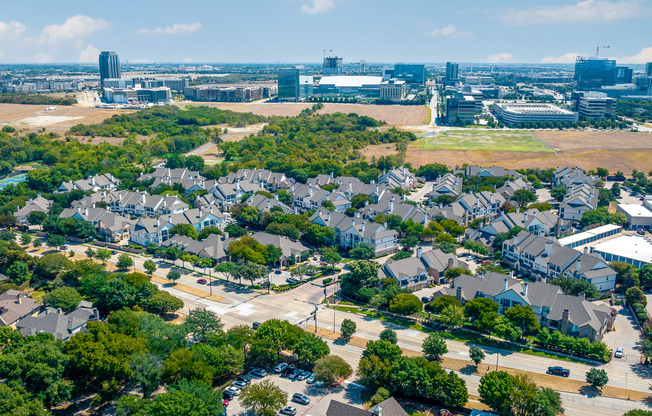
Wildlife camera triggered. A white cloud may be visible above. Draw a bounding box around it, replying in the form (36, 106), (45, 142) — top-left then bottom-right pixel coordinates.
(541, 52), (583, 64)
(301, 0), (335, 14)
(486, 53), (517, 63)
(0, 21), (27, 39)
(136, 22), (202, 36)
(79, 44), (100, 63)
(183, 57), (193, 63)
(41, 15), (111, 47)
(427, 24), (475, 39)
(612, 46), (652, 63)
(502, 0), (647, 26)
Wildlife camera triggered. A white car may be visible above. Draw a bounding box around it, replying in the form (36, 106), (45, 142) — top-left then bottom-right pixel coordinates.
(225, 386), (241, 396)
(615, 347), (623, 358)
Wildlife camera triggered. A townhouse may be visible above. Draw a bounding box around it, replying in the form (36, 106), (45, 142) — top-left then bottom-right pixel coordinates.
(56, 173), (120, 194)
(428, 191), (506, 226)
(553, 167), (596, 188)
(381, 246), (469, 290)
(15, 194), (52, 225)
(428, 173), (463, 202)
(310, 210), (397, 255)
(559, 183), (599, 221)
(466, 208), (562, 247)
(129, 207), (228, 246)
(60, 206), (135, 242)
(378, 167), (417, 190)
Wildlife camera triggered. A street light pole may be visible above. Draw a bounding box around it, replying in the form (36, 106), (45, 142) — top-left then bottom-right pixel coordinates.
(314, 305), (318, 333)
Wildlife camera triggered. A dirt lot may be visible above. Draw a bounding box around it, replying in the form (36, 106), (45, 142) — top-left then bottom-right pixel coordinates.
(365, 130), (652, 172)
(176, 101), (426, 126)
(0, 103), (131, 135)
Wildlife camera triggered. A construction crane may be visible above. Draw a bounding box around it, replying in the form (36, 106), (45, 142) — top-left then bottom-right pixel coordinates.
(596, 44), (610, 57)
(323, 49), (332, 59)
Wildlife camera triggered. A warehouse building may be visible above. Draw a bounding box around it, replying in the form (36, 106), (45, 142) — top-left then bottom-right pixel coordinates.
(591, 235), (652, 268)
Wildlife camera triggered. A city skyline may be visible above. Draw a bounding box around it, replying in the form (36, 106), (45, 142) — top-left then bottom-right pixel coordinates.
(0, 0), (650, 65)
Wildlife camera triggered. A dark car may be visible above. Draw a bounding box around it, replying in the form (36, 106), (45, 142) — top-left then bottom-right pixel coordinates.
(547, 366), (570, 377)
(638, 229), (646, 235)
(421, 296), (430, 303)
(59, 245), (68, 250)
(281, 366), (296, 377)
(111, 250), (117, 255)
(252, 321), (262, 330)
(196, 278), (207, 284)
(236, 375), (251, 385)
(223, 390), (235, 401)
(250, 368), (266, 378)
(292, 393), (311, 405)
(274, 269), (282, 274)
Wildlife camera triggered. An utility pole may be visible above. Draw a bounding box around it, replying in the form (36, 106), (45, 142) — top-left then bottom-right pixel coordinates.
(313, 304), (318, 333)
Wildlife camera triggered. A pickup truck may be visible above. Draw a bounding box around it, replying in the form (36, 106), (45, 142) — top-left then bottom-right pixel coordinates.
(547, 366), (570, 377)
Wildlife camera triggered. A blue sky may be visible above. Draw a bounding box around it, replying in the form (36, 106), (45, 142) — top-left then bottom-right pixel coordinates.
(0, 0), (650, 64)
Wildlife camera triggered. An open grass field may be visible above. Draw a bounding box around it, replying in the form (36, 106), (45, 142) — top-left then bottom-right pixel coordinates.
(0, 103), (132, 138)
(176, 101), (426, 126)
(415, 129), (553, 152)
(365, 129), (652, 172)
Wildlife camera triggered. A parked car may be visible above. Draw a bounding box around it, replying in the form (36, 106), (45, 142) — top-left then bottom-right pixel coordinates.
(615, 347), (624, 358)
(111, 250), (117, 255)
(223, 399), (229, 407)
(252, 321), (262, 330)
(298, 371), (311, 381)
(231, 380), (247, 389)
(236, 375), (251, 385)
(250, 368), (266, 378)
(225, 386), (241, 396)
(59, 246), (68, 251)
(281, 366), (296, 377)
(274, 362), (288, 373)
(306, 374), (315, 384)
(280, 406), (297, 415)
(547, 366), (570, 377)
(637, 229), (646, 235)
(292, 393), (311, 405)
(196, 278), (207, 284)
(274, 269), (283, 274)
(286, 277), (298, 284)
(421, 296), (431, 303)
(223, 390), (235, 401)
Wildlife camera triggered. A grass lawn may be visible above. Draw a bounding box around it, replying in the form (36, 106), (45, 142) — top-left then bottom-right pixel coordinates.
(414, 129), (554, 152)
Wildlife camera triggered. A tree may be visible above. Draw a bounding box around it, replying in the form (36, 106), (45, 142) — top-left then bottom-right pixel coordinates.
(224, 223), (247, 238)
(167, 270), (181, 283)
(596, 167), (609, 178)
(440, 371), (469, 408)
(27, 211), (47, 228)
(504, 304), (540, 334)
(239, 380), (287, 416)
(6, 261), (32, 284)
(163, 349), (213, 386)
(144, 291), (184, 315)
(32, 238), (42, 248)
(95, 248), (111, 264)
(20, 233), (31, 246)
(85, 247), (96, 258)
(469, 346), (485, 367)
(130, 353), (163, 398)
(184, 308), (224, 343)
(295, 333), (330, 366)
(551, 186), (568, 202)
(214, 262), (240, 282)
(149, 389), (208, 416)
(117, 254), (134, 270)
(43, 287), (81, 312)
(626, 286), (646, 306)
(422, 333), (448, 361)
(389, 293), (423, 315)
(34, 253), (71, 280)
(439, 304), (466, 328)
(143, 260), (157, 276)
(428, 295), (462, 313)
(169, 223), (199, 240)
(533, 387), (564, 416)
(379, 329), (397, 344)
(0, 385), (48, 416)
(464, 297), (499, 322)
(323, 247), (341, 273)
(586, 368), (608, 390)
(239, 262), (267, 286)
(47, 234), (66, 249)
(512, 189), (537, 207)
(340, 319), (357, 339)
(479, 371), (514, 416)
(313, 355), (352, 386)
(349, 243), (375, 260)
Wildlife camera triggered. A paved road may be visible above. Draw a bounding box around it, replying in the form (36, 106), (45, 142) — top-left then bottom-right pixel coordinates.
(62, 243), (652, 415)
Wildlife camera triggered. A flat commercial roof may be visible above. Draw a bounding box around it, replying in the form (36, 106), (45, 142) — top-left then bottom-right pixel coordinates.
(494, 102), (576, 115)
(558, 224), (622, 246)
(618, 204), (652, 218)
(318, 76), (383, 88)
(592, 235), (652, 265)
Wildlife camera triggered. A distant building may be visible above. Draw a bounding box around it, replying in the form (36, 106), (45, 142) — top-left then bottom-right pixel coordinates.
(99, 51), (121, 88)
(379, 79), (407, 102)
(444, 61), (459, 86)
(493, 102), (578, 125)
(616, 66), (633, 84)
(323, 56), (343, 76)
(445, 93), (477, 125)
(574, 57), (617, 90)
(393, 63), (426, 85)
(559, 183), (598, 221)
(617, 197), (652, 230)
(647, 62), (652, 77)
(184, 85), (265, 102)
(139, 78), (189, 91)
(278, 68), (313, 101)
(317, 76), (383, 97)
(578, 92), (615, 119)
(103, 86), (171, 104)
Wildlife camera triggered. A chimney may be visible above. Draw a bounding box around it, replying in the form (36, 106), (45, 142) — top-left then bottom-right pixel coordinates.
(102, 190), (106, 196)
(308, 183), (313, 197)
(266, 200), (271, 210)
(209, 207), (213, 215)
(522, 283), (528, 297)
(490, 193), (494, 203)
(83, 208), (88, 216)
(326, 211), (331, 222)
(514, 234), (519, 245)
(90, 176), (95, 186)
(455, 286), (463, 302)
(291, 184), (295, 193)
(545, 241), (552, 257)
(388, 197), (394, 212)
(448, 257), (454, 269)
(77, 207), (81, 213)
(584, 247), (588, 254)
(163, 199), (167, 209)
(375, 184), (379, 193)
(437, 175), (441, 186)
(509, 270), (514, 279)
(168, 215), (173, 224)
(16, 294), (21, 305)
(417, 246), (423, 258)
(223, 232), (229, 240)
(402, 166), (407, 175)
(503, 278), (508, 291)
(352, 219), (355, 227)
(575, 259), (581, 273)
(274, 193), (279, 201)
(532, 210), (537, 219)
(365, 200), (369, 207)
(118, 193), (122, 201)
(361, 221), (366, 232)
(523, 212), (528, 223)
(235, 179), (241, 191)
(157, 217), (160, 227)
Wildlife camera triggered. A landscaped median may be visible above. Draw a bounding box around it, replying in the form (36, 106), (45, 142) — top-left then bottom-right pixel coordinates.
(306, 325), (648, 403)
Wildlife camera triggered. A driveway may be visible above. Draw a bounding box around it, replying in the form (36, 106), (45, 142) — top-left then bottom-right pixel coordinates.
(602, 304), (641, 363)
(225, 371), (364, 416)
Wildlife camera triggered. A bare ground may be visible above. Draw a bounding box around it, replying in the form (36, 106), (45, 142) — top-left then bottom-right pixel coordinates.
(364, 130), (652, 172)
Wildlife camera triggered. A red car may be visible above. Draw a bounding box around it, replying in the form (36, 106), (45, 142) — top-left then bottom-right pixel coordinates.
(223, 399), (229, 407)
(197, 278), (207, 284)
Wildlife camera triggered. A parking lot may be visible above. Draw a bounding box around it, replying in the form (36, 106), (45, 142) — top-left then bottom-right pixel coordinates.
(224, 368), (364, 416)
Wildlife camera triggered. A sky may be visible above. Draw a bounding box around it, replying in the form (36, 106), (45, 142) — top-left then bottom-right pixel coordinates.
(0, 0), (651, 65)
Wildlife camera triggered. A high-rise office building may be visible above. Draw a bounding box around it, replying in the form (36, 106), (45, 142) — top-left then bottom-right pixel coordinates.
(393, 63), (425, 85)
(99, 51), (121, 88)
(646, 62), (652, 77)
(278, 68), (312, 101)
(323, 56), (343, 76)
(574, 57), (617, 90)
(616, 66), (633, 84)
(445, 62), (459, 86)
